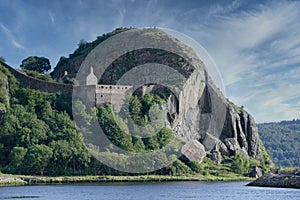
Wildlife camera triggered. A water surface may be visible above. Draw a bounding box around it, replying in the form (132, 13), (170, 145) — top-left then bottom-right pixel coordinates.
(0, 181), (299, 200)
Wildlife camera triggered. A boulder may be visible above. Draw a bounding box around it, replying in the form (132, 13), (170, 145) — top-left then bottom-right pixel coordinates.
(248, 166), (263, 178)
(181, 140), (206, 163)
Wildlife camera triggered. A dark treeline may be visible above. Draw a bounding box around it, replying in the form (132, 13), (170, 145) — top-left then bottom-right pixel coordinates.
(258, 120), (300, 167)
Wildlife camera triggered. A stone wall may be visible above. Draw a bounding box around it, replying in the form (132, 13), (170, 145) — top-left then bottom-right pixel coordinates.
(0, 62), (136, 111)
(95, 84), (133, 112)
(0, 61), (73, 95)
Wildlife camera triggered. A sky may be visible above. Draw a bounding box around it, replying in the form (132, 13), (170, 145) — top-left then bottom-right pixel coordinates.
(0, 0), (300, 123)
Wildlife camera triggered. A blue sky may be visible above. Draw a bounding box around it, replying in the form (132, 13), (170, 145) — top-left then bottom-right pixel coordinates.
(0, 0), (300, 123)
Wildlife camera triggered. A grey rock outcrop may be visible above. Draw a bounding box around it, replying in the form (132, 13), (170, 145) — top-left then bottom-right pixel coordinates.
(77, 28), (263, 164)
(140, 28), (263, 163)
(181, 140), (206, 163)
(247, 170), (300, 188)
(248, 166), (263, 178)
(165, 76), (262, 163)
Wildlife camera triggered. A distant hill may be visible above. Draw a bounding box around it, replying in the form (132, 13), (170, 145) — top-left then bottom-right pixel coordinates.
(258, 120), (300, 167)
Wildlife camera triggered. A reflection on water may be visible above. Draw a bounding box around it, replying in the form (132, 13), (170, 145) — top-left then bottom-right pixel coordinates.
(2, 196), (40, 199)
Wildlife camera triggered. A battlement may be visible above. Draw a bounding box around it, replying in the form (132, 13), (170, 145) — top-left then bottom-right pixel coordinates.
(95, 84), (133, 112)
(96, 84), (132, 91)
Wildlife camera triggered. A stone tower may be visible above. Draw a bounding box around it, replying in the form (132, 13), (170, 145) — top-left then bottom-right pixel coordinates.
(86, 67), (97, 85)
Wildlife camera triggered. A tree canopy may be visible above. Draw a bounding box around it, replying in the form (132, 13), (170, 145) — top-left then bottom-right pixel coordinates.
(0, 56), (6, 63)
(258, 120), (300, 167)
(20, 56), (51, 73)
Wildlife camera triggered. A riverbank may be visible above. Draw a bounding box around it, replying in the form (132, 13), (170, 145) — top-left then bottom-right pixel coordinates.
(247, 169), (300, 189)
(0, 176), (27, 185)
(0, 174), (253, 186)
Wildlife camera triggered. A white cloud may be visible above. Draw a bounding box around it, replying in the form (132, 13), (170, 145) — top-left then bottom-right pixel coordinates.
(48, 12), (56, 26)
(188, 1), (300, 122)
(0, 24), (26, 50)
(1, 0), (299, 122)
(208, 0), (241, 16)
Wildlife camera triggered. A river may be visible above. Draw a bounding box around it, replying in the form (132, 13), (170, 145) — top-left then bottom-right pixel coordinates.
(0, 181), (299, 200)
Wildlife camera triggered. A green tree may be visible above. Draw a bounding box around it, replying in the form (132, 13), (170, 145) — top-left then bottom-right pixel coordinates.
(132, 136), (145, 152)
(8, 147), (27, 173)
(0, 73), (8, 105)
(143, 135), (159, 150)
(49, 140), (73, 172)
(78, 39), (88, 50)
(20, 56), (51, 73)
(157, 127), (174, 148)
(0, 56), (5, 63)
(129, 96), (142, 124)
(97, 105), (133, 151)
(231, 153), (250, 175)
(24, 144), (53, 175)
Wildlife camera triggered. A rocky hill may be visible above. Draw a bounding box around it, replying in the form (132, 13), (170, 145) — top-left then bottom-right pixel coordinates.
(51, 28), (271, 167)
(51, 27), (132, 79)
(0, 28), (273, 176)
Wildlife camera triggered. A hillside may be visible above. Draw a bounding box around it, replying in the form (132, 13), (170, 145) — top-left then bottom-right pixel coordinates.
(51, 27), (132, 80)
(0, 62), (271, 177)
(258, 120), (300, 167)
(0, 28), (273, 177)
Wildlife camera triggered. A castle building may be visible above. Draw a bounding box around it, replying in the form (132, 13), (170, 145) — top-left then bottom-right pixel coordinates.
(86, 67), (132, 112)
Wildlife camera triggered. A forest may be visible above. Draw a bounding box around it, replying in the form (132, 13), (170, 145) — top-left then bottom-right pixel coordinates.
(258, 120), (300, 167)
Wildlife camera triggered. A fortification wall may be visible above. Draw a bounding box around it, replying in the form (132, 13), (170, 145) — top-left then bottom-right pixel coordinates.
(95, 84), (133, 112)
(0, 61), (73, 95)
(0, 61), (134, 111)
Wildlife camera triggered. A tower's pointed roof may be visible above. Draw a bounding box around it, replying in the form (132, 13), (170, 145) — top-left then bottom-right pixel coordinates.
(86, 67), (97, 85)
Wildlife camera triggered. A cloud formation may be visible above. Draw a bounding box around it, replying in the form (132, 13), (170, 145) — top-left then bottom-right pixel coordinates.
(0, 0), (299, 122)
(0, 23), (26, 50)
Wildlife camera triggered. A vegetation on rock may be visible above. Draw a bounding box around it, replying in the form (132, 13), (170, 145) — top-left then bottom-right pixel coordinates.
(0, 27), (276, 178)
(51, 27), (132, 79)
(0, 64), (269, 177)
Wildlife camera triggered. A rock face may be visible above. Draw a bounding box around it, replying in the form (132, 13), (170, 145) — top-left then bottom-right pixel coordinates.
(165, 73), (262, 163)
(64, 28), (263, 164)
(221, 106), (261, 160)
(1, 28), (263, 165)
(247, 170), (300, 188)
(248, 166), (263, 178)
(128, 28), (263, 163)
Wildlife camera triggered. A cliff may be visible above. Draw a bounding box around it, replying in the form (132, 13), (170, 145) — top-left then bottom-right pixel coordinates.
(0, 28), (269, 171)
(53, 28), (265, 166)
